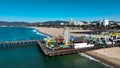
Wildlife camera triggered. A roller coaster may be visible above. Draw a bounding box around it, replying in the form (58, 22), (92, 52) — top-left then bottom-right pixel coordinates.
(89, 31), (120, 45)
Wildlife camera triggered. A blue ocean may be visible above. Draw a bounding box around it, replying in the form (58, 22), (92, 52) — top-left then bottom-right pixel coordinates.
(0, 27), (47, 42)
(0, 27), (108, 68)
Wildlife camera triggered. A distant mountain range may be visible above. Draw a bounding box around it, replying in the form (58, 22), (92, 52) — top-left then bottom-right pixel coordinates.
(0, 21), (29, 26)
(0, 20), (69, 26)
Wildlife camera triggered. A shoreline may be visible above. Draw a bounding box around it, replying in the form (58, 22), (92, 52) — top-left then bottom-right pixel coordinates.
(85, 47), (120, 68)
(35, 27), (93, 37)
(34, 28), (52, 38)
(79, 53), (112, 68)
(34, 27), (120, 68)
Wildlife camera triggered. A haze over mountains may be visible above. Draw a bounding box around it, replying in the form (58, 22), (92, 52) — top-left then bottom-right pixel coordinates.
(0, 20), (119, 27)
(0, 21), (69, 26)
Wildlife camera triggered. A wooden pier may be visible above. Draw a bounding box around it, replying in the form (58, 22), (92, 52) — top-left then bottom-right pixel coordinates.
(0, 40), (37, 48)
(36, 40), (120, 56)
(0, 40), (120, 57)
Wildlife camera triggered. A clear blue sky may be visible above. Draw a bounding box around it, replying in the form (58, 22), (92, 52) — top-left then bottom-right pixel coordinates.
(0, 0), (120, 22)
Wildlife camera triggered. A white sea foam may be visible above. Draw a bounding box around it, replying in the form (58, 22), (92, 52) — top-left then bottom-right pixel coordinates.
(33, 30), (36, 32)
(36, 32), (50, 38)
(79, 53), (113, 68)
(80, 53), (100, 62)
(32, 29), (51, 38)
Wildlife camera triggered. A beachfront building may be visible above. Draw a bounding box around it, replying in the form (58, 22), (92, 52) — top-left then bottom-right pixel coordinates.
(60, 23), (64, 25)
(117, 22), (120, 25)
(109, 21), (114, 25)
(74, 21), (84, 26)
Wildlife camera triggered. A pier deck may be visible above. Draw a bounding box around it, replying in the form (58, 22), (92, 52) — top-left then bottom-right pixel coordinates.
(0, 40), (37, 48)
(36, 40), (120, 56)
(0, 40), (120, 57)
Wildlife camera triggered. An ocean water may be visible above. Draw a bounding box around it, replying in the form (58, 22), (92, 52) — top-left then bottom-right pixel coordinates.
(0, 27), (108, 68)
(0, 27), (47, 42)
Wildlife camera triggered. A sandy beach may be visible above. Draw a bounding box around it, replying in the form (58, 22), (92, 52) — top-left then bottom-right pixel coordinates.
(86, 47), (120, 68)
(35, 27), (93, 37)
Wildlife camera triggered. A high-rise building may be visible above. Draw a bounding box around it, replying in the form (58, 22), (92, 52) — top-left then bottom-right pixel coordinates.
(99, 19), (109, 27)
(103, 19), (109, 26)
(69, 18), (73, 25)
(99, 20), (103, 27)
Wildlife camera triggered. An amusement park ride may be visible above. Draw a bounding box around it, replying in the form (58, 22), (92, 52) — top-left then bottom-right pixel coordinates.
(44, 28), (120, 50)
(44, 27), (72, 50)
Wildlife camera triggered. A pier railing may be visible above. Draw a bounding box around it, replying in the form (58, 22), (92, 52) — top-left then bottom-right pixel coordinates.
(36, 40), (120, 56)
(0, 40), (38, 48)
(0, 40), (120, 56)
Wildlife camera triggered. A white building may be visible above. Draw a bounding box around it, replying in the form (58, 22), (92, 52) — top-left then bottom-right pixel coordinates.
(60, 23), (64, 25)
(69, 18), (74, 25)
(99, 19), (109, 26)
(103, 19), (109, 26)
(109, 21), (114, 25)
(116, 22), (120, 25)
(74, 21), (84, 26)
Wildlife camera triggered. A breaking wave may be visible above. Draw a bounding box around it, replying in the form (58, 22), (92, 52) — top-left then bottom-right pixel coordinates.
(33, 29), (50, 38)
